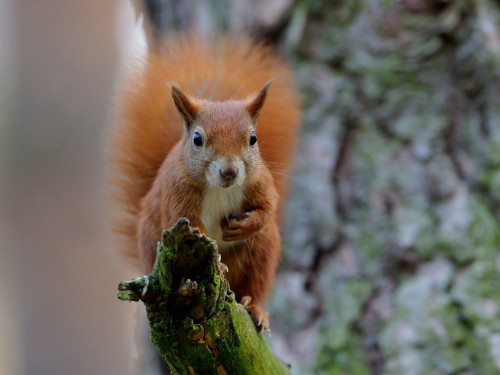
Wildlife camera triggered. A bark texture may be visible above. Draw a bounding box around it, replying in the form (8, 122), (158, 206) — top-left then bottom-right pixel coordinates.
(276, 1), (500, 374)
(132, 1), (500, 373)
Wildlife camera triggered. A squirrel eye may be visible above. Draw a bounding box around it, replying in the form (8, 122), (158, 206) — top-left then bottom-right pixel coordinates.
(193, 131), (203, 147)
(249, 131), (257, 146)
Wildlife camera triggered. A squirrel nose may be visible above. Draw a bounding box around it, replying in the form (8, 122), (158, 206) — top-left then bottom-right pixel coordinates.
(219, 165), (239, 180)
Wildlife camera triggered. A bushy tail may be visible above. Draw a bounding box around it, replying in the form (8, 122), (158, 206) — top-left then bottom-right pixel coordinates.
(108, 33), (301, 267)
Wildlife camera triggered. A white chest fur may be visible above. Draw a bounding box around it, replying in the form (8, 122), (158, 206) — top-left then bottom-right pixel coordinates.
(200, 185), (244, 251)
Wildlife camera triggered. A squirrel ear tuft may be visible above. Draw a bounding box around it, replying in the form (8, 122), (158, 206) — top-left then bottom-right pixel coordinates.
(171, 85), (199, 126)
(246, 79), (273, 122)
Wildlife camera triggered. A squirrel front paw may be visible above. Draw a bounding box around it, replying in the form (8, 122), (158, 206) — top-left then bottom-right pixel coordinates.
(221, 212), (255, 241)
(240, 295), (270, 332)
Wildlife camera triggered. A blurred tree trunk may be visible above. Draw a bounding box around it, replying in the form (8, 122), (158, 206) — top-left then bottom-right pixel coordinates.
(134, 1), (500, 373)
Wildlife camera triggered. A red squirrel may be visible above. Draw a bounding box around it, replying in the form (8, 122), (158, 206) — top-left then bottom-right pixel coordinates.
(109, 34), (300, 330)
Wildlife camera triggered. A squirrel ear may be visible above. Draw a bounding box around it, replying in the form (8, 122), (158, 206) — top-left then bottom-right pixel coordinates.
(171, 85), (199, 126)
(245, 80), (273, 122)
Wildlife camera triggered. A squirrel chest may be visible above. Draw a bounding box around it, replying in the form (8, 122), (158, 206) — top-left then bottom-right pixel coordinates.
(200, 185), (244, 251)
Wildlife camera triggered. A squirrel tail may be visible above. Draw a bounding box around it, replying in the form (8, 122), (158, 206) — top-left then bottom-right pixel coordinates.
(108, 33), (301, 266)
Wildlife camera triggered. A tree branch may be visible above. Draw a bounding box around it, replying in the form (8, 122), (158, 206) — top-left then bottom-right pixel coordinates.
(117, 218), (290, 374)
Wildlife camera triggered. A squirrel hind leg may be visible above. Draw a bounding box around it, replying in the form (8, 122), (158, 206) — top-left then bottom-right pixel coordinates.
(240, 295), (270, 332)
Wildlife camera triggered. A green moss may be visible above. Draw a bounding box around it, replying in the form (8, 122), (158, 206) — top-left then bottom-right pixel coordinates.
(150, 319), (216, 375)
(118, 219), (290, 374)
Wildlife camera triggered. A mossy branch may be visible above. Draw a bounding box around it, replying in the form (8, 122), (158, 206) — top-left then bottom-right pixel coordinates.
(117, 218), (290, 374)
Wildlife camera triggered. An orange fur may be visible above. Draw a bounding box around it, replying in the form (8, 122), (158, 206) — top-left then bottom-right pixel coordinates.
(108, 33), (300, 329)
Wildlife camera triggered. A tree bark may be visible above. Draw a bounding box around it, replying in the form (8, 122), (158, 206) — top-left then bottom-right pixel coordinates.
(117, 218), (290, 375)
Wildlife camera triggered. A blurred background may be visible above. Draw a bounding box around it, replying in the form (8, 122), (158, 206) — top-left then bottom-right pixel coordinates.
(2, 1), (500, 374)
(0, 1), (138, 374)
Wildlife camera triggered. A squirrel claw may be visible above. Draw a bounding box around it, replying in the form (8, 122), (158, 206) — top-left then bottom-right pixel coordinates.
(223, 211), (251, 229)
(230, 211), (250, 221)
(240, 296), (270, 332)
(218, 261), (229, 274)
(221, 212), (256, 241)
(240, 295), (252, 308)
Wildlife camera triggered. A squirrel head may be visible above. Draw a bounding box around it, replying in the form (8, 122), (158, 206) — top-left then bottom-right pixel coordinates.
(171, 82), (271, 189)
